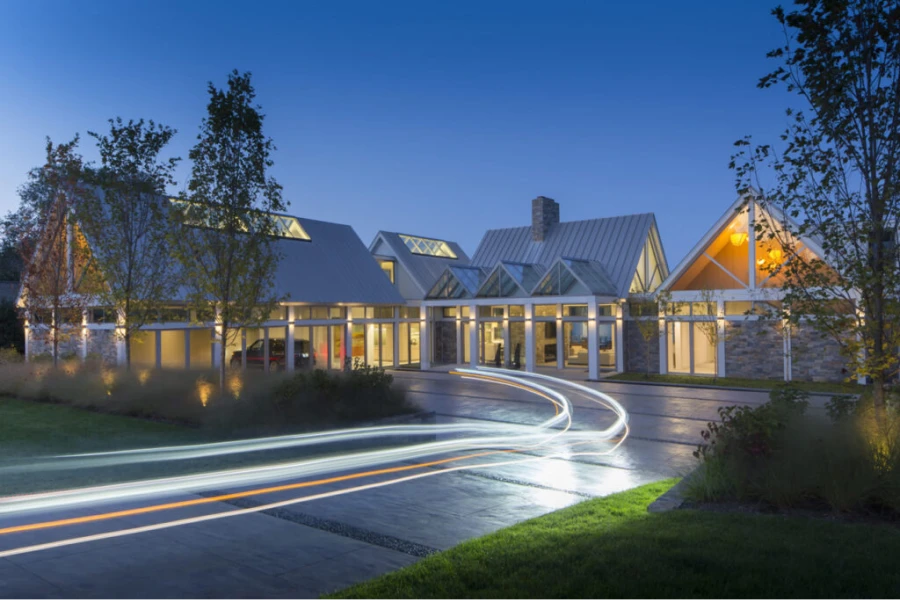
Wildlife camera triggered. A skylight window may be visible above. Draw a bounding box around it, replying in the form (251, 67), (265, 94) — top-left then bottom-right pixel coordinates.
(170, 199), (310, 241)
(399, 234), (457, 258)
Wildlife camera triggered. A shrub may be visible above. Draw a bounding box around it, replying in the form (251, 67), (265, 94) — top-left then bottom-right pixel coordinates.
(0, 346), (23, 364)
(0, 360), (416, 434)
(688, 383), (900, 515)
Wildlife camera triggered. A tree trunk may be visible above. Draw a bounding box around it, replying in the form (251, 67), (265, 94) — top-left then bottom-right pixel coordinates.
(219, 323), (227, 389)
(124, 329), (131, 371)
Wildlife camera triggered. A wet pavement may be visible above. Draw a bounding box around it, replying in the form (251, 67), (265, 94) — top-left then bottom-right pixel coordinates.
(0, 371), (789, 598)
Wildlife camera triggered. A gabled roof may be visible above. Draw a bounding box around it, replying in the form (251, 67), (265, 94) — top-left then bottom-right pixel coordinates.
(75, 194), (405, 306)
(471, 213), (661, 297)
(658, 190), (831, 294)
(370, 231), (470, 297)
(531, 258), (617, 296)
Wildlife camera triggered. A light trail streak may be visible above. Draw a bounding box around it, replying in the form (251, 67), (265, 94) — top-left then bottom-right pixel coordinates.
(0, 369), (629, 559)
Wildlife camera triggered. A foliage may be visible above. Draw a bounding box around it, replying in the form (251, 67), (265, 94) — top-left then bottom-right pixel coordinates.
(688, 382), (900, 513)
(168, 70), (285, 388)
(329, 480), (900, 599)
(731, 0), (900, 412)
(76, 118), (181, 368)
(0, 360), (414, 435)
(0, 346), (23, 364)
(17, 137), (92, 365)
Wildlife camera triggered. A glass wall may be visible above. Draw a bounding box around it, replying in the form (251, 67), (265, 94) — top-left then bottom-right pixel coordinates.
(189, 328), (213, 369)
(461, 321), (471, 364)
(598, 322), (616, 369)
(380, 323), (394, 367)
(366, 323), (380, 367)
(693, 324), (717, 375)
(312, 326), (328, 368)
(534, 320), (557, 366)
(351, 324), (365, 367)
(480, 321), (503, 365)
(563, 322), (589, 368)
(331, 326), (344, 369)
(667, 322), (691, 374)
(160, 330), (186, 369)
(129, 331), (156, 368)
(509, 322), (525, 368)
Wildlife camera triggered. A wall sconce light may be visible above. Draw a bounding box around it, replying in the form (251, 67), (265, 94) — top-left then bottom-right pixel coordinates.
(730, 232), (748, 246)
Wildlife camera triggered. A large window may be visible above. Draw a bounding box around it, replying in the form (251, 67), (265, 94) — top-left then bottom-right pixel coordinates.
(379, 260), (395, 283)
(399, 234), (457, 258)
(598, 322), (616, 369)
(667, 322), (716, 375)
(563, 322), (589, 368)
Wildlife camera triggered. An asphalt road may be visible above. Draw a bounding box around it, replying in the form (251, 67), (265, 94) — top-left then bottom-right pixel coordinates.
(0, 371), (782, 598)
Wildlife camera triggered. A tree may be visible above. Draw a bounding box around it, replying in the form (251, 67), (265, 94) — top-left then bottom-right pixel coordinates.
(631, 291), (669, 378)
(18, 137), (93, 365)
(77, 118), (181, 369)
(732, 0), (900, 413)
(169, 70), (285, 387)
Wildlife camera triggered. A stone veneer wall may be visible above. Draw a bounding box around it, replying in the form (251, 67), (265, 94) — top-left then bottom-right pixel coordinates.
(790, 325), (849, 382)
(724, 320), (784, 380)
(27, 327), (82, 360)
(509, 323), (525, 367)
(86, 329), (118, 365)
(624, 320), (660, 375)
(432, 320), (458, 365)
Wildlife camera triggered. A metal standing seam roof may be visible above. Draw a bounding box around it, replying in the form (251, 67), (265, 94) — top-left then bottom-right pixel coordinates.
(75, 193), (406, 306)
(371, 231), (470, 296)
(470, 213), (660, 298)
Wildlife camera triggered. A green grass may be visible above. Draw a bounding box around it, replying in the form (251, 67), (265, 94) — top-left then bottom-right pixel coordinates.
(329, 479), (900, 599)
(607, 372), (859, 394)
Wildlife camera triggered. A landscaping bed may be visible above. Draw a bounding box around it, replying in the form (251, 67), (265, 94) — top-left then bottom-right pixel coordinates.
(328, 479), (900, 599)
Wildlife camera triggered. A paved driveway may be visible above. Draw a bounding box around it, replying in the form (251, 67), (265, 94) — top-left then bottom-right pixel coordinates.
(0, 372), (785, 598)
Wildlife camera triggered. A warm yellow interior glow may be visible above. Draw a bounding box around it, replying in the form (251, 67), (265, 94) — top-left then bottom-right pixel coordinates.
(730, 232), (748, 246)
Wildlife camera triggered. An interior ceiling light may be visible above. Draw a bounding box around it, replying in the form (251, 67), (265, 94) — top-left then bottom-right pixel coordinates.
(730, 232), (748, 246)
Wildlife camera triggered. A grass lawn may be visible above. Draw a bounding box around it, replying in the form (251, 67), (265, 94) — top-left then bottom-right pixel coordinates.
(330, 479), (900, 599)
(607, 372), (859, 394)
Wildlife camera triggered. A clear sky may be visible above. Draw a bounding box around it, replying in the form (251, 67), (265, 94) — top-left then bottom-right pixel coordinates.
(0, 0), (795, 268)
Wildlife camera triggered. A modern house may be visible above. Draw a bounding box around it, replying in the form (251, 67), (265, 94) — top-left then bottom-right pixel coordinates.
(21, 191), (850, 383)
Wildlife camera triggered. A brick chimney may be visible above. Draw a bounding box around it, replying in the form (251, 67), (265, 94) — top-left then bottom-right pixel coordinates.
(532, 196), (559, 242)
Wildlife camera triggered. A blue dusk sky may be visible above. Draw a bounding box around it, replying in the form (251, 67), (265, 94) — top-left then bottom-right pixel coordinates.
(0, 0), (795, 268)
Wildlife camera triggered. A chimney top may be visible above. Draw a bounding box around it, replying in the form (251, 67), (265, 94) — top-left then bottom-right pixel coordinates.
(532, 196), (560, 242)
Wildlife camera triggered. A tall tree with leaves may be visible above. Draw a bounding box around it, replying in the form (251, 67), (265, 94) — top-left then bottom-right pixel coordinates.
(170, 70), (285, 386)
(18, 137), (93, 365)
(76, 118), (181, 368)
(732, 0), (900, 413)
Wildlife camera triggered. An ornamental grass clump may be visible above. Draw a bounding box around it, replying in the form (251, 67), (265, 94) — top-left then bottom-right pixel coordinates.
(687, 384), (900, 516)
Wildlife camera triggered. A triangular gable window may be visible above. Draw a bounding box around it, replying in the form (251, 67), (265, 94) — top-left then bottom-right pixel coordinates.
(427, 270), (469, 299)
(477, 266), (525, 298)
(672, 205), (751, 291)
(533, 261), (580, 296)
(630, 233), (666, 294)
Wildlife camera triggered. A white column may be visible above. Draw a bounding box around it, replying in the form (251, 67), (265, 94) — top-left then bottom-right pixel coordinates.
(524, 304), (535, 372)
(419, 310), (430, 370)
(81, 310), (88, 361)
(184, 330), (190, 369)
(456, 310), (463, 365)
(116, 309), (126, 366)
(23, 318), (30, 363)
(556, 304), (564, 370)
(616, 302), (625, 373)
(588, 299), (599, 380)
(469, 304), (478, 368)
(502, 306), (510, 368)
(212, 305), (222, 369)
(286, 307), (295, 371)
(716, 300), (726, 378)
(393, 311), (400, 368)
(658, 305), (668, 375)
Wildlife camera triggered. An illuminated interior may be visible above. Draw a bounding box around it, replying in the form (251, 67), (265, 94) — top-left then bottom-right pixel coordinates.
(629, 234), (665, 294)
(379, 260), (395, 283)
